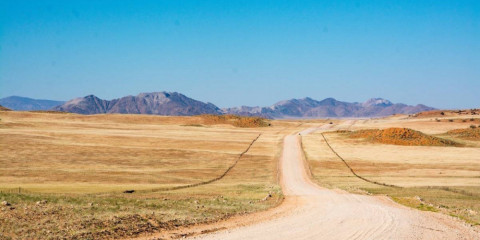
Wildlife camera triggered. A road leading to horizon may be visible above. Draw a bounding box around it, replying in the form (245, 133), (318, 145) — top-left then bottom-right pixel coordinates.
(192, 125), (479, 240)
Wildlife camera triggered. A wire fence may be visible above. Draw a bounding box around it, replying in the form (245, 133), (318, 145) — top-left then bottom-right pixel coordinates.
(320, 133), (401, 188)
(0, 187), (33, 194)
(0, 133), (262, 196)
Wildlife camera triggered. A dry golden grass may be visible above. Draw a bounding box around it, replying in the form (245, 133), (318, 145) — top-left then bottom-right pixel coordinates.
(0, 115), (253, 191)
(0, 111), (305, 239)
(302, 119), (480, 226)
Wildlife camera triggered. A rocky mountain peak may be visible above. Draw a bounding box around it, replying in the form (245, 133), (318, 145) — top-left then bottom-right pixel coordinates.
(363, 98), (393, 107)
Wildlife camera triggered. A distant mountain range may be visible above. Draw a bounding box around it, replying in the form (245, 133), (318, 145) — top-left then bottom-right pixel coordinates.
(223, 97), (435, 118)
(0, 92), (435, 118)
(0, 96), (64, 111)
(53, 92), (221, 115)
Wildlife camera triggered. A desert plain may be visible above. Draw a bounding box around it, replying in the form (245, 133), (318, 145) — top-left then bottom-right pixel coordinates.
(0, 109), (479, 239)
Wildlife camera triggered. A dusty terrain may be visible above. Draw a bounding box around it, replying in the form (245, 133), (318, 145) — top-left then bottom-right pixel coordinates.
(1, 111), (479, 239)
(0, 111), (307, 239)
(191, 125), (479, 239)
(303, 117), (480, 225)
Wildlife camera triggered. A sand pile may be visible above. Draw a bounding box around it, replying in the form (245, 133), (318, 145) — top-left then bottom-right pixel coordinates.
(349, 128), (459, 146)
(447, 128), (480, 140)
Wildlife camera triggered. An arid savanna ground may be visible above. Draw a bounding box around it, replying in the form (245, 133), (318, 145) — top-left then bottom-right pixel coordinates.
(0, 111), (311, 239)
(0, 110), (479, 239)
(302, 114), (480, 226)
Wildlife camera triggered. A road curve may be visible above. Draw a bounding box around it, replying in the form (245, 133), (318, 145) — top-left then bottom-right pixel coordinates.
(193, 127), (479, 240)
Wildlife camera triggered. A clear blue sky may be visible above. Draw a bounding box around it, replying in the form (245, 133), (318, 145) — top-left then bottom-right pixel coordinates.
(1, 0), (479, 108)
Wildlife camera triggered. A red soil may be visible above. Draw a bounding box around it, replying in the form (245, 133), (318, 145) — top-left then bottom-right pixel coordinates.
(349, 128), (459, 146)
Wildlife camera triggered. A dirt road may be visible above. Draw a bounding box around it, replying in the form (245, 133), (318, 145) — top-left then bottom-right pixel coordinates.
(193, 126), (479, 240)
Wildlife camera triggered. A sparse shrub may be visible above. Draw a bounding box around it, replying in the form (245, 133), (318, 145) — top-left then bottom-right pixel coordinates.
(182, 124), (204, 127)
(462, 119), (467, 122)
(448, 119), (454, 122)
(233, 116), (270, 127)
(470, 118), (475, 122)
(440, 112), (445, 115)
(334, 130), (351, 133)
(435, 118), (440, 122)
(447, 127), (480, 140)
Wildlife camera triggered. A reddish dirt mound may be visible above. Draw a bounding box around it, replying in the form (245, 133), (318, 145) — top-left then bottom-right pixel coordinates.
(447, 128), (480, 140)
(349, 128), (459, 146)
(200, 114), (270, 128)
(0, 105), (12, 111)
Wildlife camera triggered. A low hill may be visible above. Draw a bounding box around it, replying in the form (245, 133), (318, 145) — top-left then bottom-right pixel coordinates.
(411, 109), (480, 118)
(0, 104), (12, 111)
(447, 127), (480, 140)
(0, 96), (64, 111)
(199, 114), (270, 128)
(348, 128), (459, 146)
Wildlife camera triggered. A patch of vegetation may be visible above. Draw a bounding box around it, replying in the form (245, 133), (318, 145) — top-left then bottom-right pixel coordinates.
(435, 118), (480, 123)
(200, 114), (271, 128)
(0, 186), (282, 240)
(181, 124), (205, 127)
(365, 186), (480, 225)
(331, 130), (351, 134)
(414, 109), (480, 118)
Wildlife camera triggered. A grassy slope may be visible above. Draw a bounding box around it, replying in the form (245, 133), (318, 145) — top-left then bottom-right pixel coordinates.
(0, 112), (301, 239)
